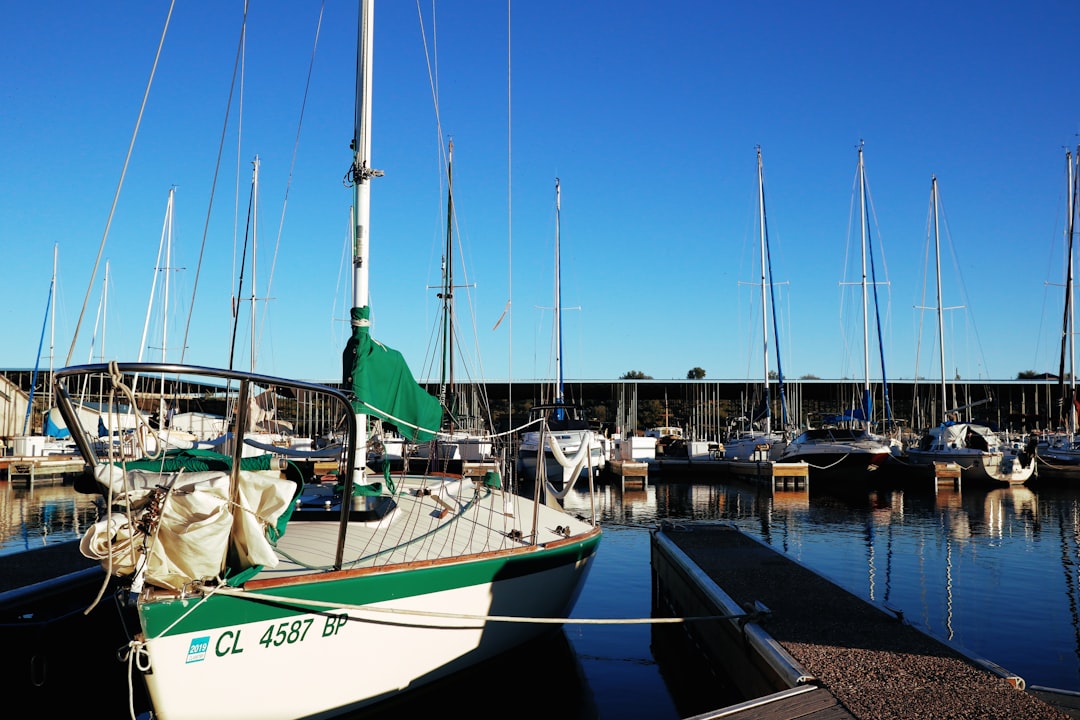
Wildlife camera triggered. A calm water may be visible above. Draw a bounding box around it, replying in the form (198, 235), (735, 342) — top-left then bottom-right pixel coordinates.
(5, 469), (1080, 717)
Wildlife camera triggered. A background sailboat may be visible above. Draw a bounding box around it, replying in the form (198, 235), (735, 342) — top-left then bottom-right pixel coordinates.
(723, 146), (792, 462)
(406, 139), (496, 473)
(778, 145), (895, 477)
(902, 175), (1037, 485)
(516, 178), (606, 487)
(1036, 147), (1080, 476)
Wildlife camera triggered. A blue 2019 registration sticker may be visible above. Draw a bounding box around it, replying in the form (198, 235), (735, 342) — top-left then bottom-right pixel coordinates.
(186, 636), (211, 664)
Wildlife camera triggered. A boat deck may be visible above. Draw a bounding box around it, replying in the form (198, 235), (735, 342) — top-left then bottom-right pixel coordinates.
(258, 477), (596, 582)
(652, 522), (1075, 720)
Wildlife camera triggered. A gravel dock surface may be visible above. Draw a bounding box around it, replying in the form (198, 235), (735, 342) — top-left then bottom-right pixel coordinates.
(662, 522), (1072, 720)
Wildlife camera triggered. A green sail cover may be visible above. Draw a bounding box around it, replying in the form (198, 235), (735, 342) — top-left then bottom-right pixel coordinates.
(343, 305), (442, 443)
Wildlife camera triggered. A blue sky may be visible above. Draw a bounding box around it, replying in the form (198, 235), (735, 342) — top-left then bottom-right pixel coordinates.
(3, 1), (1080, 385)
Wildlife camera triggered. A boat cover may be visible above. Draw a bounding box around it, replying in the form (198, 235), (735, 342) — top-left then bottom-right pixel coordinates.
(343, 305), (442, 443)
(80, 452), (297, 590)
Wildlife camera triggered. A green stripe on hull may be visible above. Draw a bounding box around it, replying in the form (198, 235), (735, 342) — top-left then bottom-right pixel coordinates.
(140, 534), (600, 637)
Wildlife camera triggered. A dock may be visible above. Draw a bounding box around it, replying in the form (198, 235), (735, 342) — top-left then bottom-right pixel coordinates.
(607, 458), (648, 489)
(2, 455), (85, 488)
(933, 460), (962, 489)
(651, 522), (1076, 720)
(713, 458), (810, 487)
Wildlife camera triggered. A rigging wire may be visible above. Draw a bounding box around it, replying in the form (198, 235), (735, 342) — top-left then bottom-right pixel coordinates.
(230, 5), (247, 369)
(257, 2), (326, 358)
(505, 0), (514, 434)
(180, 0), (249, 364)
(66, 0), (176, 366)
(412, 2), (501, 441)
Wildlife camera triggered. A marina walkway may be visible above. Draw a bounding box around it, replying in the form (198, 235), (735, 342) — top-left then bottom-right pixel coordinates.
(653, 522), (1076, 720)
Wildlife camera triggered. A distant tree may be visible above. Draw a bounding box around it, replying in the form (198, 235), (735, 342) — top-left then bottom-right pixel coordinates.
(686, 367), (706, 379)
(1016, 370), (1041, 379)
(767, 370), (779, 380)
(638, 399), (665, 429)
(620, 370), (652, 379)
(800, 373), (820, 380)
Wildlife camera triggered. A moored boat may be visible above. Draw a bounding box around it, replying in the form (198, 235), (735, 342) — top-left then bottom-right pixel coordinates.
(720, 147), (792, 463)
(905, 421), (1037, 486)
(776, 425), (894, 476)
(774, 145), (898, 478)
(516, 180), (605, 487)
(61, 4), (601, 717)
(900, 176), (1036, 486)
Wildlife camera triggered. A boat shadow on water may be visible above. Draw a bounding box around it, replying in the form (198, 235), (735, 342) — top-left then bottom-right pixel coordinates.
(345, 629), (598, 719)
(2, 566), (151, 716)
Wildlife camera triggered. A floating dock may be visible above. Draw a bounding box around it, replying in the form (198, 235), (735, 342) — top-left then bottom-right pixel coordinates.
(607, 458), (648, 489)
(651, 522), (1076, 720)
(713, 458), (810, 487)
(2, 455), (84, 488)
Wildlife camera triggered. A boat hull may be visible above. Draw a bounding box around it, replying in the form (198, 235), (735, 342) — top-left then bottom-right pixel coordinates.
(779, 448), (892, 477)
(516, 446), (605, 485)
(904, 449), (1035, 486)
(776, 431), (894, 479)
(517, 426), (605, 485)
(720, 434), (788, 462)
(138, 534), (599, 720)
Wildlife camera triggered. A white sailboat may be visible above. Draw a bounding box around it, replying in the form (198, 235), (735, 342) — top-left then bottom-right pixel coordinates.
(777, 145), (895, 476)
(64, 4), (601, 718)
(47, 259), (141, 451)
(902, 175), (1037, 485)
(13, 244), (78, 458)
(405, 139), (495, 472)
(516, 179), (605, 487)
(722, 147), (792, 462)
(1036, 148), (1080, 476)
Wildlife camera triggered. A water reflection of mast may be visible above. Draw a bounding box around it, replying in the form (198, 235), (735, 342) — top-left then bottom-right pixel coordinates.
(1057, 498), (1080, 671)
(937, 487), (966, 642)
(865, 490), (902, 603)
(884, 502), (895, 604)
(865, 514), (877, 601)
(945, 532), (955, 641)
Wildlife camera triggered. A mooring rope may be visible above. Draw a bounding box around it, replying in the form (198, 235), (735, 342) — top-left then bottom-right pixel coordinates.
(205, 585), (757, 626)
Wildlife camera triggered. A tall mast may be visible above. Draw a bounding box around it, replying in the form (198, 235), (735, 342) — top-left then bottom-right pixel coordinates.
(351, 0), (377, 474)
(858, 144), (871, 423)
(1061, 149), (1078, 433)
(249, 156), (260, 372)
(440, 139), (455, 427)
(756, 146), (771, 436)
(101, 261), (109, 362)
(163, 187), (174, 364)
(932, 175), (947, 423)
(554, 178), (564, 408)
(48, 243), (56, 417)
(137, 188), (174, 418)
(1072, 149), (1078, 432)
(25, 245), (57, 436)
(163, 188), (174, 420)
